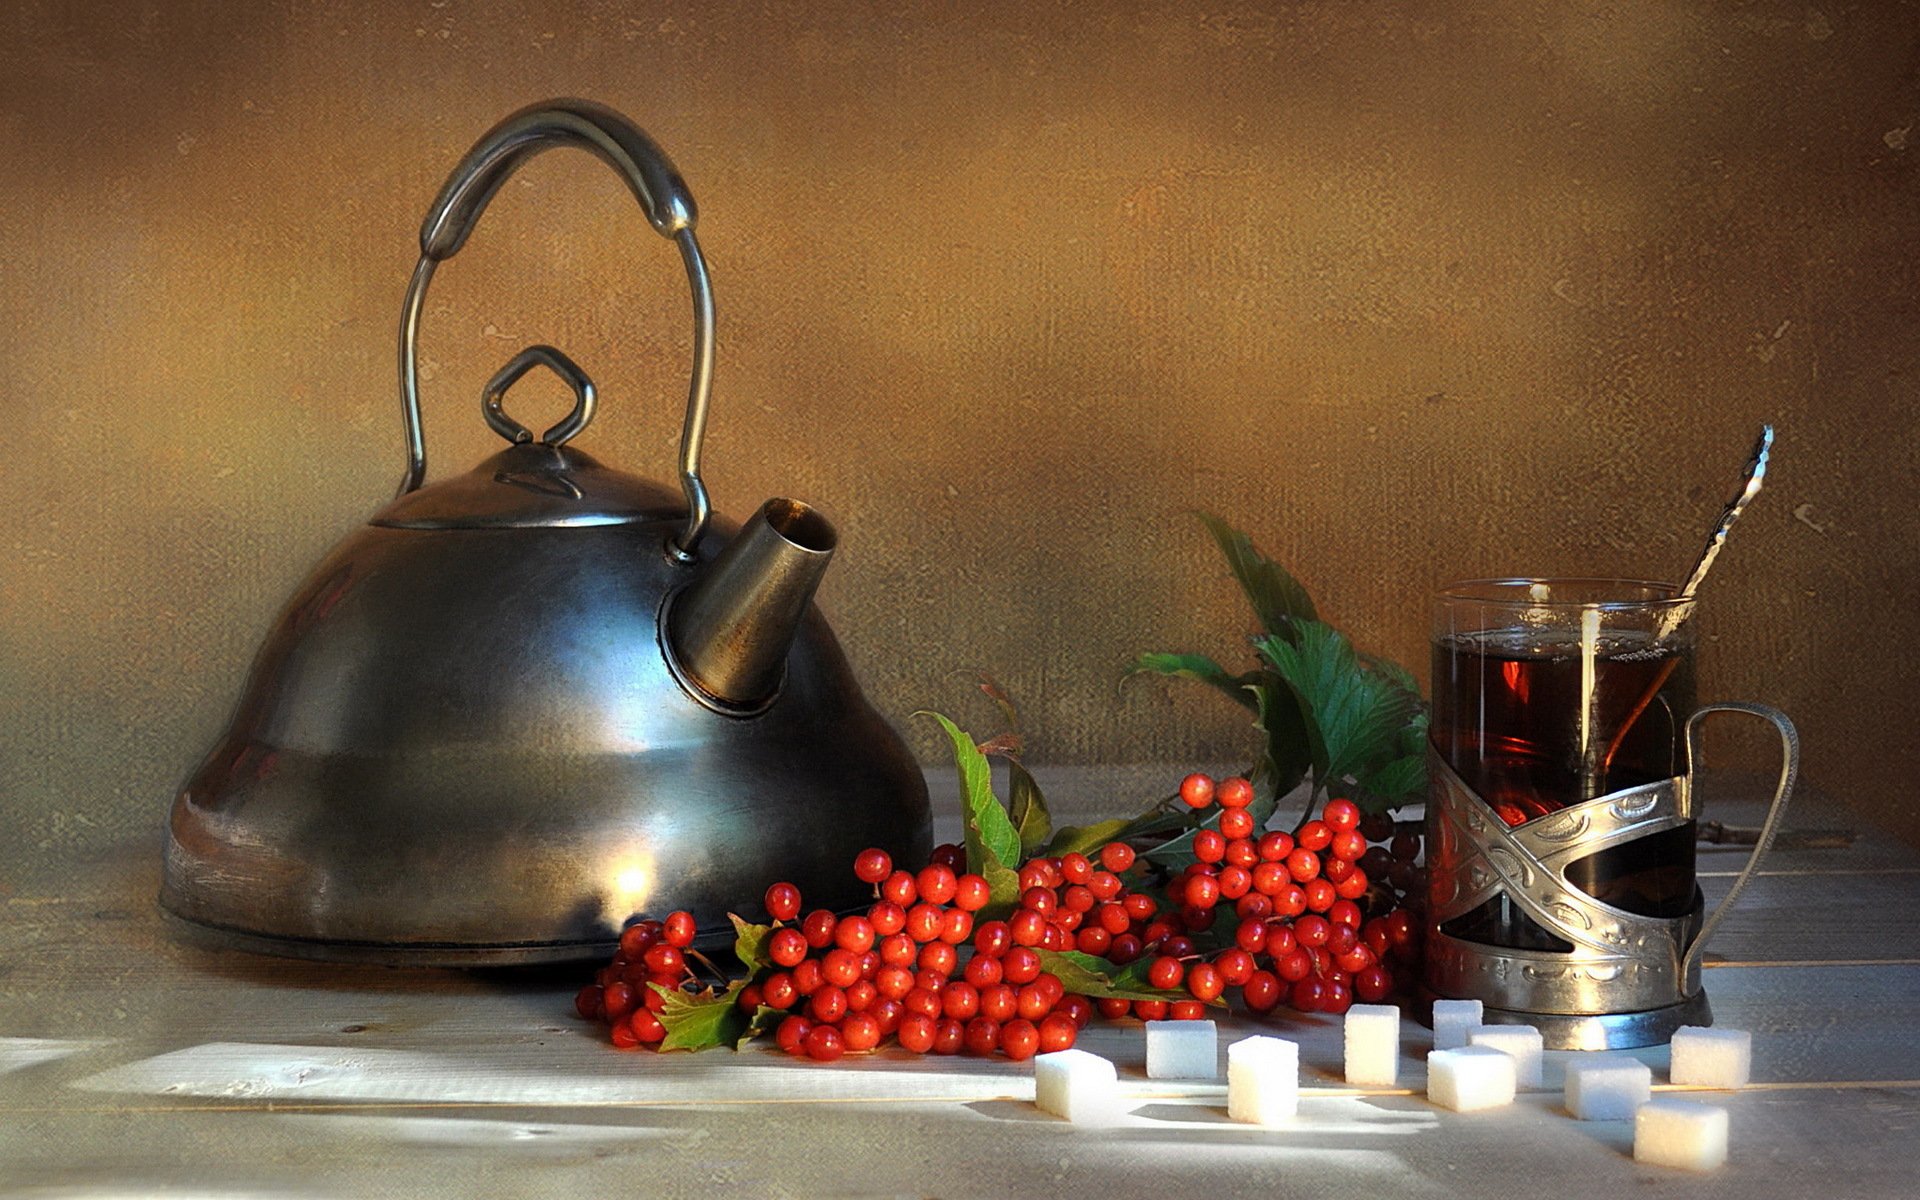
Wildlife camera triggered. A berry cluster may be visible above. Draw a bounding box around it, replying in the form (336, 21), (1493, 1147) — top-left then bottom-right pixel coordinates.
(575, 910), (702, 1048)
(1146, 775), (1424, 1017)
(739, 845), (1090, 1062)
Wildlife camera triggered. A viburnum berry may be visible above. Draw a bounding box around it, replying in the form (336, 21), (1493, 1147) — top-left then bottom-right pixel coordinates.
(1219, 808), (1255, 840)
(1186, 962), (1225, 1002)
(904, 903), (944, 943)
(1096, 996), (1132, 1020)
(842, 1011), (882, 1052)
(642, 944), (684, 977)
(1148, 955), (1185, 990)
(1214, 948), (1256, 987)
(1286, 848), (1320, 883)
(1087, 870), (1123, 901)
(939, 907), (974, 945)
(979, 983), (1018, 1023)
(574, 985), (603, 1021)
(800, 909), (838, 949)
(803, 1024), (846, 1062)
(897, 1012), (936, 1053)
(1060, 852), (1094, 884)
(1303, 878), (1337, 913)
(764, 882), (802, 923)
(1329, 828), (1367, 863)
(1193, 829), (1226, 863)
(807, 985), (849, 1024)
(1037, 1013), (1077, 1053)
(609, 1020), (642, 1049)
(918, 941), (958, 976)
(930, 843), (965, 872)
(1216, 777), (1254, 809)
(1298, 820), (1333, 852)
(974, 920), (1013, 958)
(1323, 798), (1361, 831)
(1169, 999), (1208, 1021)
(1242, 969), (1282, 1013)
(1108, 933), (1144, 963)
(931, 1017), (966, 1055)
(1001, 946), (1041, 985)
(916, 864), (958, 905)
(853, 847), (894, 884)
(962, 1016), (1001, 1057)
(953, 873), (991, 912)
(1294, 914), (1332, 948)
(867, 901), (907, 937)
(791, 958), (824, 995)
(833, 916), (876, 954)
(1076, 926), (1112, 955)
(1180, 773), (1216, 808)
(1099, 841), (1136, 873)
(776, 1015), (813, 1054)
(880, 870), (918, 907)
(769, 927), (808, 968)
(820, 948), (862, 988)
(942, 981), (981, 1020)
(1132, 999), (1168, 1021)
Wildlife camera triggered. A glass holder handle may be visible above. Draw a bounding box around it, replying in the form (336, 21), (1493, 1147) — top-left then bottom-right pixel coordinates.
(1681, 701), (1800, 981)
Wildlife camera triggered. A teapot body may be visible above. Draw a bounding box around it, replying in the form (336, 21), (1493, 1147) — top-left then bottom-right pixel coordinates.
(164, 500), (930, 963)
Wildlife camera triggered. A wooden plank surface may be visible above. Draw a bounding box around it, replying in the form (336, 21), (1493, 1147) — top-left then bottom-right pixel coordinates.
(2, 766), (1915, 1198)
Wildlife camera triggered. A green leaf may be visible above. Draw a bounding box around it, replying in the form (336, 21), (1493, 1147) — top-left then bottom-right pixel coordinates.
(651, 981), (749, 1052)
(736, 1004), (787, 1050)
(1355, 752), (1426, 809)
(1034, 949), (1213, 1005)
(729, 914), (773, 974)
(1360, 651), (1420, 697)
(1044, 818), (1133, 859)
(917, 711), (1023, 910)
(1006, 759), (1053, 860)
(1257, 622), (1416, 796)
(1197, 512), (1318, 639)
(1122, 653), (1261, 712)
(1246, 674), (1312, 804)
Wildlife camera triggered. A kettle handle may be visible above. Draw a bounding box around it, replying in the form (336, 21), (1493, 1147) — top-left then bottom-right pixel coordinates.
(395, 99), (714, 562)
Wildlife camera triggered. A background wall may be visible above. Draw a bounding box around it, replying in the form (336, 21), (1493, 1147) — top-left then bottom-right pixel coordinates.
(3, 0), (1915, 868)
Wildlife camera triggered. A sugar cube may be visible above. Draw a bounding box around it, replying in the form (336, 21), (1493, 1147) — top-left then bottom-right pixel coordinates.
(1344, 1004), (1401, 1086)
(1467, 1023), (1544, 1089)
(1634, 1097), (1730, 1171)
(1035, 1048), (1121, 1124)
(1431, 998), (1484, 1050)
(1227, 1036), (1300, 1126)
(1669, 1026), (1751, 1090)
(1145, 1019), (1218, 1080)
(1427, 1045), (1517, 1111)
(1564, 1053), (1652, 1120)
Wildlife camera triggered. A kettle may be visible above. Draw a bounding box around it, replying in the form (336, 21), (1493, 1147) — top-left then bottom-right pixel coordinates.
(161, 100), (932, 965)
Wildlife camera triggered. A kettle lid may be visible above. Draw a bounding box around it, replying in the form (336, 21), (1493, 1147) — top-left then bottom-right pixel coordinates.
(372, 342), (686, 530)
(369, 441), (685, 530)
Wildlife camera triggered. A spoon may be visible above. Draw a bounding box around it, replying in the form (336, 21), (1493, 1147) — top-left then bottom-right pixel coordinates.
(1674, 424), (1775, 606)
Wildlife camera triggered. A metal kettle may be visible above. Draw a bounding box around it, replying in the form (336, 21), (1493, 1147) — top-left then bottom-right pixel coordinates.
(161, 100), (932, 965)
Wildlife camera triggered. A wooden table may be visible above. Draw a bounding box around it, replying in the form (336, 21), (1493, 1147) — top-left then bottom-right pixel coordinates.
(3, 768), (1915, 1197)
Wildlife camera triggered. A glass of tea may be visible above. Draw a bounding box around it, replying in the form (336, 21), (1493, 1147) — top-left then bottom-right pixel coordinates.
(1430, 578), (1699, 949)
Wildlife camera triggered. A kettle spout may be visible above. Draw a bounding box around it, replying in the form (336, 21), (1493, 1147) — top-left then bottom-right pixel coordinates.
(667, 498), (836, 711)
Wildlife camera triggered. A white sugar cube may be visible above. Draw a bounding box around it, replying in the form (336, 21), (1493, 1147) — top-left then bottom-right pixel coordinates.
(1145, 1019), (1218, 1080)
(1431, 998), (1483, 1050)
(1227, 1036), (1300, 1126)
(1467, 1023), (1544, 1089)
(1344, 1004), (1401, 1086)
(1426, 1045), (1517, 1111)
(1635, 1098), (1730, 1171)
(1564, 1053), (1652, 1120)
(1669, 1026), (1751, 1090)
(1035, 1048), (1121, 1124)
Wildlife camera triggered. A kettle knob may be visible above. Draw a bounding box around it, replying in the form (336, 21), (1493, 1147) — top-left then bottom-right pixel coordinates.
(394, 100), (715, 562)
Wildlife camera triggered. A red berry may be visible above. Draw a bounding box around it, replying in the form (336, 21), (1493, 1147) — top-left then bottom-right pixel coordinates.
(916, 864), (958, 905)
(974, 921), (1013, 958)
(1295, 915), (1332, 948)
(931, 1017), (966, 1055)
(1060, 853), (1094, 885)
(1298, 820), (1333, 852)
(642, 944), (684, 977)
(1257, 831), (1295, 861)
(871, 997), (904, 1036)
(880, 871), (920, 909)
(1273, 883), (1308, 918)
(878, 932), (917, 967)
(1234, 917), (1269, 955)
(897, 1012), (936, 1053)
(853, 847), (893, 884)
(1214, 948), (1256, 987)
(1390, 832), (1421, 862)
(841, 1011), (882, 1051)
(609, 1020), (642, 1049)
(1275, 947), (1313, 982)
(1147, 955), (1184, 990)
(662, 910), (696, 948)
(1037, 1013), (1077, 1053)
(791, 958), (824, 995)
(1235, 892), (1274, 922)
(574, 985), (603, 1021)
(1354, 964), (1394, 1003)
(1218, 865), (1253, 900)
(953, 873), (991, 912)
(776, 1015), (813, 1054)
(1303, 878), (1337, 913)
(875, 964), (915, 1000)
(803, 1024), (846, 1062)
(962, 1016), (1001, 1057)
(1291, 977), (1330, 1012)
(764, 883), (802, 923)
(1088, 871), (1123, 901)
(918, 941), (958, 977)
(1009, 909), (1048, 947)
(1242, 969), (1282, 1013)
(1323, 798), (1361, 830)
(1096, 902), (1130, 936)
(1194, 829), (1226, 864)
(1180, 773), (1216, 808)
(1216, 777), (1254, 809)
(1099, 842), (1137, 873)
(1286, 848), (1321, 883)
(761, 971), (799, 1009)
(1360, 811), (1395, 841)
(769, 927), (808, 968)
(867, 902), (907, 937)
(602, 981), (635, 1022)
(1107, 934), (1143, 964)
(1097, 996), (1132, 1020)
(628, 1008), (665, 1044)
(905, 903), (944, 943)
(833, 916), (875, 954)
(619, 923), (658, 957)
(1225, 838), (1260, 870)
(1329, 828), (1367, 863)
(807, 985), (848, 1024)
(1220, 808), (1255, 840)
(979, 983), (1018, 1023)
(1185, 874), (1220, 909)
(1002, 946), (1042, 984)
(939, 907), (974, 945)
(1132, 999), (1168, 1021)
(1328, 898), (1364, 929)
(942, 981), (981, 1020)
(820, 948), (861, 988)
(801, 909), (838, 949)
(1186, 962), (1225, 1002)
(1076, 926), (1113, 956)
(1169, 999), (1208, 1021)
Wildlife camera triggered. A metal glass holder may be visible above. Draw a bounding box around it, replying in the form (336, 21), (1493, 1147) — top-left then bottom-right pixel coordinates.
(1426, 702), (1799, 1049)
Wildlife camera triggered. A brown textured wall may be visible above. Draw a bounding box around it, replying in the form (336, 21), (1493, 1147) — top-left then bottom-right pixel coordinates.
(2, 0), (1915, 867)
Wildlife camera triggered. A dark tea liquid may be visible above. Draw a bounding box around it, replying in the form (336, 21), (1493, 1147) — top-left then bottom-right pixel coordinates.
(1432, 628), (1698, 949)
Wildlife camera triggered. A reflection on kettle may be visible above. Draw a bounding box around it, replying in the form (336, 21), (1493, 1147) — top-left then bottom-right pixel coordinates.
(160, 100), (932, 965)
